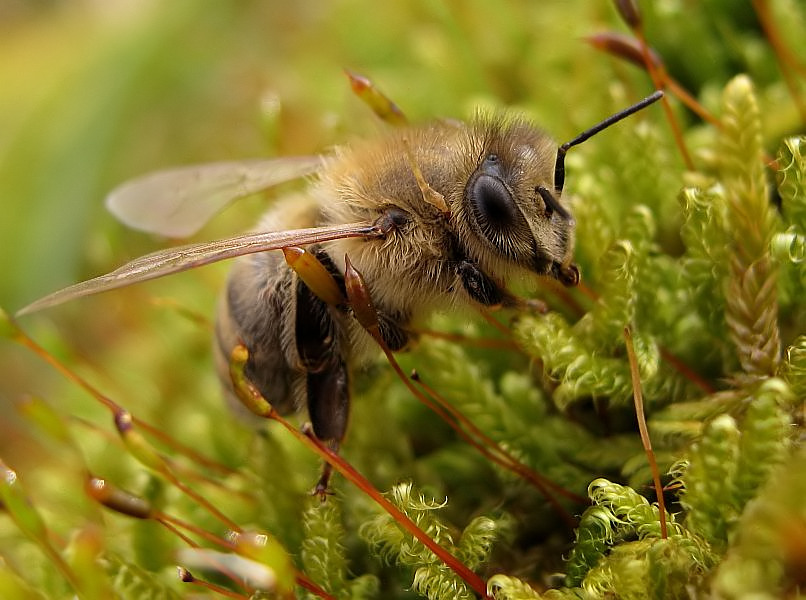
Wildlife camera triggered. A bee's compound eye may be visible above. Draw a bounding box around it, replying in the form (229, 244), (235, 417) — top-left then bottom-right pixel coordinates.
(469, 175), (517, 231)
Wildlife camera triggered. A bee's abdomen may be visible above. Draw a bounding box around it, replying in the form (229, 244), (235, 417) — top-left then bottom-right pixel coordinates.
(214, 253), (302, 415)
(214, 247), (352, 444)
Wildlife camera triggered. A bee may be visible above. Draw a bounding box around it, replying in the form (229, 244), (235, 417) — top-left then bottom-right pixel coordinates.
(18, 91), (662, 490)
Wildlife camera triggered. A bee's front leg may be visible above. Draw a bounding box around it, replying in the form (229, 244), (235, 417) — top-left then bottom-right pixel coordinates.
(456, 259), (549, 313)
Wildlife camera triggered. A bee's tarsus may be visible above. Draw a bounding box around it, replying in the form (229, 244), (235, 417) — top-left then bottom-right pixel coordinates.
(312, 462), (334, 501)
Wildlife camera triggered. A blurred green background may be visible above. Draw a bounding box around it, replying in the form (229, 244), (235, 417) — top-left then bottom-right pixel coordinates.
(0, 1), (803, 597)
(0, 0), (638, 462)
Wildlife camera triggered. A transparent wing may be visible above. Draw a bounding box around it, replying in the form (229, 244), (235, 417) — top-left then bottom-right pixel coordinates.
(17, 222), (383, 316)
(106, 156), (323, 238)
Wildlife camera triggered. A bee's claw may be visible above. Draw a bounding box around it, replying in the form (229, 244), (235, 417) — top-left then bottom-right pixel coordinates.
(312, 463), (334, 501)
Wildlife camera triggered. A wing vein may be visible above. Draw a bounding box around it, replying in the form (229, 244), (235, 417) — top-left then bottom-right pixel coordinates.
(17, 222), (380, 316)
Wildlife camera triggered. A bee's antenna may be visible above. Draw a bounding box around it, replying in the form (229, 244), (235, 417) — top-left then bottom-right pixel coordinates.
(554, 90), (663, 195)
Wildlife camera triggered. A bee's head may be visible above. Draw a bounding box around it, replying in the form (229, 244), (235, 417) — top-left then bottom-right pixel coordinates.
(455, 116), (578, 287)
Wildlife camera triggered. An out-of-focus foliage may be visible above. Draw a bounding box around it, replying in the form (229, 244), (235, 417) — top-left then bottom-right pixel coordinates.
(1, 1), (804, 599)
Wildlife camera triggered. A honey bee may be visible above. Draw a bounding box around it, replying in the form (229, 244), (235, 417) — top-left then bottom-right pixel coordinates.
(18, 91), (662, 489)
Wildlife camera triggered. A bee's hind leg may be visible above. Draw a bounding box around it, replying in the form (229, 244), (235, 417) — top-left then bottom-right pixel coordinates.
(306, 357), (349, 498)
(288, 245), (410, 496)
(294, 276), (351, 497)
